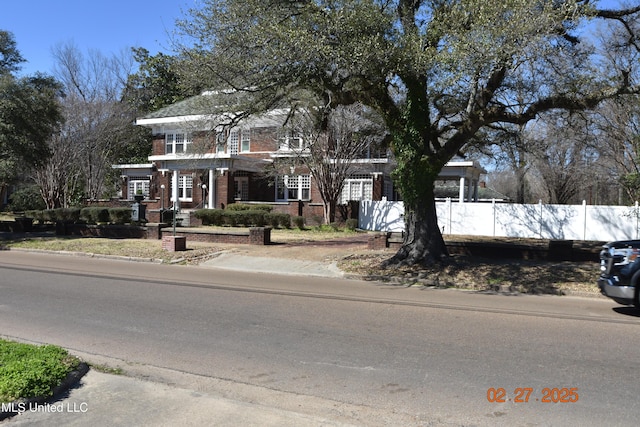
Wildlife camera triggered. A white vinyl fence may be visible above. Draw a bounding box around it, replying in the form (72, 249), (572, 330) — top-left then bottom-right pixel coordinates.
(359, 200), (640, 242)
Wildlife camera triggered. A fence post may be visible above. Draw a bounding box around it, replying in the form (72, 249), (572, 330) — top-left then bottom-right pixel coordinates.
(446, 197), (452, 234)
(583, 200), (587, 241)
(539, 200), (543, 239)
(634, 200), (639, 239)
(492, 199), (496, 237)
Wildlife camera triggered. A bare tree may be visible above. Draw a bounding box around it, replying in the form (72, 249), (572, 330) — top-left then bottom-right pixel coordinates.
(270, 103), (388, 224)
(507, 112), (594, 204)
(590, 96), (640, 203)
(48, 43), (138, 201)
(34, 133), (82, 208)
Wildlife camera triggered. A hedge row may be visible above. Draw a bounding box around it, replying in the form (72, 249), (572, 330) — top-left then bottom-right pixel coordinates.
(26, 207), (133, 225)
(194, 208), (291, 228)
(225, 203), (273, 212)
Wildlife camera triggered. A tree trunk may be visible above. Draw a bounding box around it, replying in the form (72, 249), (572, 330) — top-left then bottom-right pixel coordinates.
(384, 184), (449, 266)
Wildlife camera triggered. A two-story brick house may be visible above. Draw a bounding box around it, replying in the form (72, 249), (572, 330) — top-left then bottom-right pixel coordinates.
(114, 91), (397, 223)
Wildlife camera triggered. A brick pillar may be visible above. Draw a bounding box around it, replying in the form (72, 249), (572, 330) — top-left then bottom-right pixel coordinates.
(367, 232), (389, 250)
(249, 227), (271, 245)
(372, 174), (384, 200)
(216, 170), (233, 209)
(162, 235), (186, 251)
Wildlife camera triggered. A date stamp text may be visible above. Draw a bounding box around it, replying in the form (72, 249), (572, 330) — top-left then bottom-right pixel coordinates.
(487, 387), (579, 403)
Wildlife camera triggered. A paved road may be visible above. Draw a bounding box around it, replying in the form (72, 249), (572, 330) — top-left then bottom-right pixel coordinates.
(1, 251), (639, 426)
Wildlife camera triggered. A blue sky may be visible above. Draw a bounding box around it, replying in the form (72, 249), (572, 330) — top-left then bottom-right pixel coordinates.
(0, 0), (629, 77)
(0, 0), (193, 76)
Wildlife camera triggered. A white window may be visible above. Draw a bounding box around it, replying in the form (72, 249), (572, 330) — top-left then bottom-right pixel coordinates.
(165, 132), (192, 154)
(341, 175), (373, 204)
(241, 130), (250, 152)
(276, 175), (311, 201)
(216, 132), (225, 154)
(279, 131), (305, 151)
(229, 131), (239, 155)
(128, 178), (150, 200)
(178, 174), (193, 201)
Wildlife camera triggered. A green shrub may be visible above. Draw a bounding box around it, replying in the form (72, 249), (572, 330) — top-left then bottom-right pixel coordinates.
(194, 209), (224, 226)
(265, 212), (280, 228)
(7, 186), (46, 212)
(222, 210), (239, 226)
(238, 210), (266, 227)
(51, 208), (81, 223)
(270, 212), (291, 228)
(345, 218), (358, 231)
(41, 210), (56, 223)
(253, 205), (273, 212)
(293, 216), (305, 229)
(108, 208), (132, 225)
(25, 210), (48, 224)
(226, 203), (251, 211)
(226, 203), (272, 212)
(81, 207), (110, 224)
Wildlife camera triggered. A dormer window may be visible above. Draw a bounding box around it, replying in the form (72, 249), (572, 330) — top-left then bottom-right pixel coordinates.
(165, 132), (192, 154)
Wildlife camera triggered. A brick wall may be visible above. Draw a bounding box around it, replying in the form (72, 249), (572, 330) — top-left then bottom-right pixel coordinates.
(367, 232), (389, 250)
(151, 134), (165, 156)
(162, 227), (271, 245)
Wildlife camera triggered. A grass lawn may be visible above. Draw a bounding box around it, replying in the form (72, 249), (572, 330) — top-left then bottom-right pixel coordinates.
(1, 226), (361, 262)
(0, 339), (80, 403)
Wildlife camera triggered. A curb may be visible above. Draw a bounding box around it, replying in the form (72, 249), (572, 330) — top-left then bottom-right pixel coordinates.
(6, 247), (163, 264)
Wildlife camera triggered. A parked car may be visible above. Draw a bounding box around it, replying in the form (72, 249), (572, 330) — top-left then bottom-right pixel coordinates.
(598, 240), (640, 307)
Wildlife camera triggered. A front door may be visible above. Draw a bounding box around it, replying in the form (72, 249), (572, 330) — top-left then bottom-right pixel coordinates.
(234, 176), (249, 201)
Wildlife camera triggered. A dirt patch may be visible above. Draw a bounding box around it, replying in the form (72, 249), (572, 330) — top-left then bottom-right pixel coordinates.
(337, 253), (599, 296)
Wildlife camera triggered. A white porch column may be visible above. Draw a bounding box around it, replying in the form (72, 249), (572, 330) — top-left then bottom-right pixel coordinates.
(208, 168), (215, 209)
(459, 177), (466, 203)
(171, 170), (179, 210)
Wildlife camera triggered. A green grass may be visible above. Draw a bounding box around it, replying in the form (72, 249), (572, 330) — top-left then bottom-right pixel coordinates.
(0, 339), (80, 403)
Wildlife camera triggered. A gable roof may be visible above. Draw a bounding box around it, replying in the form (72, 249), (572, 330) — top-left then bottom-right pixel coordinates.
(140, 95), (211, 120)
(136, 90), (286, 129)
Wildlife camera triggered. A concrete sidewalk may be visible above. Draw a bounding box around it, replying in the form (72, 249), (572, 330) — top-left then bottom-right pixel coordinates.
(199, 252), (345, 278)
(2, 369), (354, 427)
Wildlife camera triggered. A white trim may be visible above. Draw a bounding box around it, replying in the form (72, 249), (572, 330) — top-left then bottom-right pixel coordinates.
(112, 163), (153, 169)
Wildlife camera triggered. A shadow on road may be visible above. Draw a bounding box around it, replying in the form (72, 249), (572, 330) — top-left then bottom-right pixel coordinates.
(612, 306), (640, 317)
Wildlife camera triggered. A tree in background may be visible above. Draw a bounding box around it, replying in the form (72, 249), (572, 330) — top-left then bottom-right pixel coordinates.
(592, 96), (640, 204)
(124, 47), (197, 114)
(527, 112), (596, 204)
(0, 30), (63, 209)
(175, 1), (640, 266)
(0, 30), (24, 75)
(33, 43), (151, 207)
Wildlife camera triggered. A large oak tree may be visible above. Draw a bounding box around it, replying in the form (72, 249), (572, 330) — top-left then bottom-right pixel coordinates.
(176, 0), (640, 266)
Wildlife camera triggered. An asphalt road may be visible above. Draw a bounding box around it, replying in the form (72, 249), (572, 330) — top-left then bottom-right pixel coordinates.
(1, 251), (639, 426)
